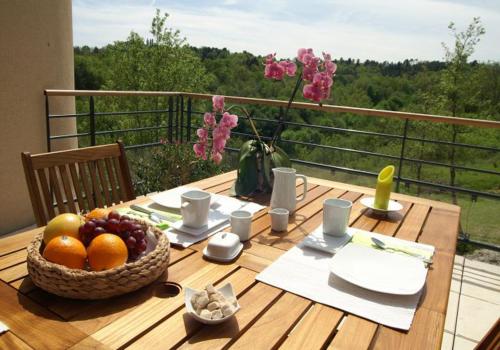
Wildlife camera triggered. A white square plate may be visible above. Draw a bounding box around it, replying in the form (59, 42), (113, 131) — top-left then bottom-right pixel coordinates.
(330, 243), (427, 295)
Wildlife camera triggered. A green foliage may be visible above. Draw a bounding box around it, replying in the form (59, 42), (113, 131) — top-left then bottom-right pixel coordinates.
(132, 142), (228, 195)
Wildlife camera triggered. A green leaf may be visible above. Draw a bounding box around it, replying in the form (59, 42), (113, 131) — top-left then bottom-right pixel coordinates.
(271, 146), (291, 168)
(234, 141), (260, 196)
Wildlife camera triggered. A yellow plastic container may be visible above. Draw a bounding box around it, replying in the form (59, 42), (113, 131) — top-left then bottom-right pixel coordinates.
(374, 165), (395, 210)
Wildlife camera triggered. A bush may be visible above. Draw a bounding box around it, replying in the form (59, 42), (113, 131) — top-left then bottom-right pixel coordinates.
(132, 142), (229, 195)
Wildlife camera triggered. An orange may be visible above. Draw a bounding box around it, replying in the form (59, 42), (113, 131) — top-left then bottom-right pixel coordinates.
(87, 233), (128, 271)
(85, 208), (110, 220)
(43, 213), (83, 244)
(43, 235), (87, 269)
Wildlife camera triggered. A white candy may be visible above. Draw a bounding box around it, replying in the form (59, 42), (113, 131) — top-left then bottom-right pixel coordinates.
(209, 292), (226, 303)
(200, 309), (212, 319)
(194, 294), (210, 309)
(221, 303), (235, 317)
(207, 301), (220, 311)
(211, 309), (223, 320)
(205, 284), (216, 295)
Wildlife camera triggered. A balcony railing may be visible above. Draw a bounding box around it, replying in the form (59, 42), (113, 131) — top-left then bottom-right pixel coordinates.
(44, 89), (500, 251)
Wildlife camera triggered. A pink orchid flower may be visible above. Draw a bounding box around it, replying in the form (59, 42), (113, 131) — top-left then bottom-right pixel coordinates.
(211, 151), (223, 164)
(204, 112), (216, 127)
(212, 95), (225, 112)
(196, 128), (208, 140)
(220, 112), (238, 128)
(264, 61), (286, 80)
(193, 143), (207, 160)
(278, 60), (297, 77)
(297, 48), (314, 63)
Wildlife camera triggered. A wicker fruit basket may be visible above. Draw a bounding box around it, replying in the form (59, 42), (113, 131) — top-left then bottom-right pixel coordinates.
(27, 221), (170, 299)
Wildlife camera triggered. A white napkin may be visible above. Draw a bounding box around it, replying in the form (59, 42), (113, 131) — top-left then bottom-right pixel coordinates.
(256, 228), (432, 330)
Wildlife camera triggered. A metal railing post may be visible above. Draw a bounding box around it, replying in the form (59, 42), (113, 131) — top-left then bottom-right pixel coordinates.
(180, 95), (184, 143)
(89, 96), (96, 146)
(168, 97), (173, 143)
(396, 118), (409, 192)
(45, 94), (51, 152)
(187, 97), (192, 142)
(175, 95), (180, 142)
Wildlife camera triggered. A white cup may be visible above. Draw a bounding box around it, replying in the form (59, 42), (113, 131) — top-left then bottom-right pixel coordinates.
(181, 190), (211, 228)
(230, 210), (252, 241)
(323, 198), (352, 236)
(269, 208), (289, 232)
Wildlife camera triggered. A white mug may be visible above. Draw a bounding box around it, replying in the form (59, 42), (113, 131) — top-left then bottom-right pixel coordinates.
(323, 198), (352, 236)
(181, 190), (211, 228)
(269, 208), (289, 232)
(230, 210), (252, 241)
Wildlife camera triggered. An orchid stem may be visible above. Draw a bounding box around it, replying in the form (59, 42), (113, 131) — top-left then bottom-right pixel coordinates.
(226, 105), (262, 142)
(271, 71), (303, 147)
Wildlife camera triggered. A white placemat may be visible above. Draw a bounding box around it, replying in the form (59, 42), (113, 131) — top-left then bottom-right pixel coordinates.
(256, 228), (433, 330)
(165, 193), (265, 247)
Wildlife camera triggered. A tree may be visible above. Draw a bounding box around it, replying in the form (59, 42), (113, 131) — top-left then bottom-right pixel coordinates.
(440, 17), (485, 203)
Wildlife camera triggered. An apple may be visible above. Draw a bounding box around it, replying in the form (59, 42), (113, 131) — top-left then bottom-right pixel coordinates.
(43, 213), (83, 244)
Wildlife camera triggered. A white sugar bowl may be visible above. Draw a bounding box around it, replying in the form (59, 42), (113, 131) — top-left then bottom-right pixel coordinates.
(203, 232), (243, 262)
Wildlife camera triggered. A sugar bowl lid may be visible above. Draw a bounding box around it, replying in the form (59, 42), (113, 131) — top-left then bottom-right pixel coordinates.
(203, 232), (243, 262)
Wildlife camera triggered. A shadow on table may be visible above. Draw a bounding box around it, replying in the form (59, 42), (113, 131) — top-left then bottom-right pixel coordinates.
(21, 271), (181, 323)
(182, 312), (241, 345)
(363, 208), (404, 222)
(252, 213), (309, 247)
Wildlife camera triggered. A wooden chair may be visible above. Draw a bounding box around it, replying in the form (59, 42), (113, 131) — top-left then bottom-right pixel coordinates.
(22, 141), (135, 226)
(475, 318), (500, 350)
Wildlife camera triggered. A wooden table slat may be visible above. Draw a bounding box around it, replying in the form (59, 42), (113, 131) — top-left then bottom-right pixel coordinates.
(0, 332), (34, 350)
(228, 292), (312, 349)
(371, 307), (445, 350)
(327, 315), (378, 350)
(0, 282), (89, 350)
(394, 203), (430, 241)
(279, 304), (344, 350)
(0, 262), (28, 283)
(0, 249), (27, 270)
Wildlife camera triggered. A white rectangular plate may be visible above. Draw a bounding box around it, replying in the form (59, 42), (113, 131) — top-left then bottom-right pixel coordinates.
(330, 243), (427, 295)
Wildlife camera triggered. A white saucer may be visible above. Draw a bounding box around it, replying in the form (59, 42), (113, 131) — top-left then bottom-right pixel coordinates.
(360, 197), (403, 215)
(203, 242), (243, 262)
(302, 225), (353, 255)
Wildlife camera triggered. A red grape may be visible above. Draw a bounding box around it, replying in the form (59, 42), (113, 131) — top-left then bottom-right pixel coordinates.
(121, 231), (130, 240)
(83, 221), (96, 233)
(120, 215), (130, 222)
(126, 236), (137, 249)
(107, 218), (120, 233)
(94, 227), (106, 235)
(95, 219), (107, 228)
(108, 210), (121, 221)
(131, 229), (145, 241)
(137, 239), (147, 252)
(119, 220), (133, 232)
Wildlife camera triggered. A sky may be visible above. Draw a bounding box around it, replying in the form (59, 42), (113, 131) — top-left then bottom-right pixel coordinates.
(73, 0), (500, 62)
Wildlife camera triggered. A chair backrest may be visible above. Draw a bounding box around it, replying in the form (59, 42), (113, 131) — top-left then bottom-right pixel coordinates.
(475, 318), (500, 350)
(21, 141), (135, 226)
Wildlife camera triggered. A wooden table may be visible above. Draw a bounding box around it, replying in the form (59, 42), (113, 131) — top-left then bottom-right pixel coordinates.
(0, 171), (460, 350)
